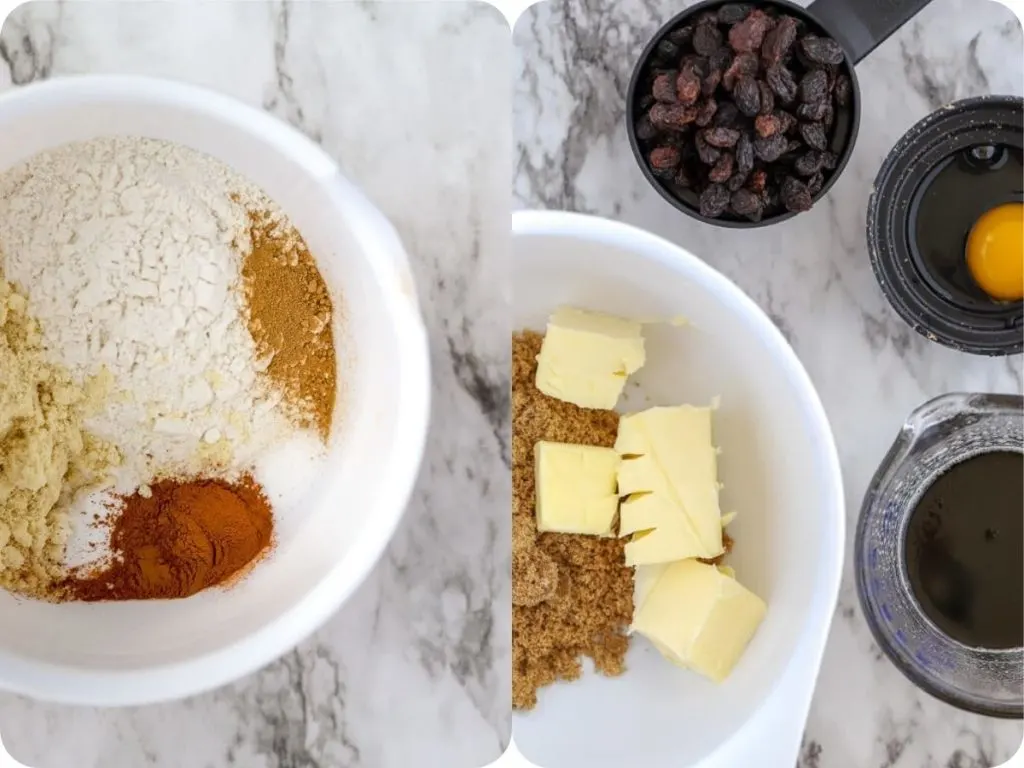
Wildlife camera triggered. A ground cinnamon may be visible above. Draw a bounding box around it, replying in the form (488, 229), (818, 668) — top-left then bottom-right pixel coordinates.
(65, 475), (273, 601)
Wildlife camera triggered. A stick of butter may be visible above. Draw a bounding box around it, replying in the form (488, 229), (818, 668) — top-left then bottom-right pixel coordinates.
(534, 440), (620, 536)
(614, 405), (724, 565)
(535, 307), (645, 409)
(632, 559), (767, 683)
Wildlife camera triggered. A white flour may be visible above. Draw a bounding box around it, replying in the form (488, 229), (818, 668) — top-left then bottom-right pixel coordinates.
(0, 137), (295, 493)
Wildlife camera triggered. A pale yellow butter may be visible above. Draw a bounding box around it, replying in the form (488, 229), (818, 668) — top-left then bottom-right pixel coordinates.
(535, 307), (645, 409)
(534, 440), (620, 536)
(614, 405), (724, 565)
(632, 559), (766, 683)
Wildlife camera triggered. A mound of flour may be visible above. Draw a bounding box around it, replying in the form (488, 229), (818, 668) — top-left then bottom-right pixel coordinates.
(0, 137), (292, 493)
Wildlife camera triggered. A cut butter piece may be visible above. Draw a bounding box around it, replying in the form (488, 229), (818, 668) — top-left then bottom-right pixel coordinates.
(534, 440), (620, 536)
(632, 559), (766, 683)
(615, 405), (724, 565)
(535, 307), (645, 409)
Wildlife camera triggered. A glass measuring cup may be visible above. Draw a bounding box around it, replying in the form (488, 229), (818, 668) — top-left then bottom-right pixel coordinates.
(855, 393), (1023, 718)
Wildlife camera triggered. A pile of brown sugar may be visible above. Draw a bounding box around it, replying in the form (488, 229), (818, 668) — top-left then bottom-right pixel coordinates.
(240, 209), (337, 441)
(512, 330), (635, 711)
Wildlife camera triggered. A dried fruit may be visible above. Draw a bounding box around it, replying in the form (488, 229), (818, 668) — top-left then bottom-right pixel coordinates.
(650, 145), (682, 177)
(654, 38), (681, 64)
(748, 168), (768, 193)
(653, 72), (679, 103)
(667, 25), (694, 48)
(677, 67), (703, 104)
(728, 9), (771, 53)
(723, 51), (759, 90)
(822, 151), (839, 170)
(714, 102), (741, 127)
(735, 132), (754, 174)
(800, 35), (845, 66)
(794, 150), (824, 176)
(755, 113), (783, 137)
(734, 76), (761, 116)
(649, 103), (698, 130)
(761, 15), (798, 66)
(727, 170), (749, 191)
(695, 132), (722, 164)
(807, 171), (825, 195)
(717, 4), (752, 25)
(796, 99), (830, 122)
(766, 65), (798, 103)
(695, 98), (719, 127)
(799, 69), (829, 103)
(834, 73), (852, 107)
(754, 134), (788, 162)
(777, 110), (798, 135)
(800, 121), (828, 151)
(700, 183), (731, 218)
(693, 21), (724, 56)
(758, 81), (775, 115)
(635, 115), (658, 141)
(731, 188), (762, 218)
(709, 152), (735, 183)
(781, 175), (813, 211)
(703, 127), (741, 148)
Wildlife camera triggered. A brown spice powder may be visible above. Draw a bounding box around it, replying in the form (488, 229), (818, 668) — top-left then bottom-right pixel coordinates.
(512, 331), (635, 711)
(241, 210), (336, 441)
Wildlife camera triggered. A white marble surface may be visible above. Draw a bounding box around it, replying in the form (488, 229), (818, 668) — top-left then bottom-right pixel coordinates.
(514, 0), (1023, 765)
(0, 3), (510, 767)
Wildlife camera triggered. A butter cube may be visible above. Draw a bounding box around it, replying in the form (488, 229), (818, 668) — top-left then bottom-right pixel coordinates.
(535, 440), (620, 535)
(615, 405), (724, 565)
(632, 559), (766, 683)
(535, 307), (645, 409)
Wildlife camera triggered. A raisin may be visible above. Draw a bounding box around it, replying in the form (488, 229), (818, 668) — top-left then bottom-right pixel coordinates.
(800, 35), (845, 66)
(758, 81), (775, 115)
(728, 9), (771, 53)
(807, 171), (825, 195)
(693, 21), (724, 56)
(674, 164), (693, 188)
(777, 110), (798, 134)
(781, 176), (813, 212)
(695, 98), (719, 127)
(703, 127), (742, 148)
(709, 152), (735, 183)
(822, 151), (839, 170)
(834, 73), (852, 107)
(766, 65), (798, 104)
(667, 25), (694, 48)
(703, 68), (723, 97)
(699, 183), (731, 218)
(635, 115), (658, 141)
(734, 76), (761, 117)
(710, 46), (733, 73)
(727, 170), (749, 191)
(717, 3), (752, 25)
(654, 38), (681, 64)
(649, 145), (682, 173)
(731, 188), (762, 218)
(794, 150), (824, 176)
(714, 102), (741, 127)
(755, 113), (782, 138)
(748, 168), (768, 193)
(723, 52), (759, 90)
(638, 93), (655, 111)
(800, 121), (828, 151)
(800, 69), (829, 103)
(761, 15), (799, 66)
(754, 134), (788, 162)
(695, 132), (722, 164)
(653, 71), (679, 103)
(796, 100), (829, 122)
(735, 132), (754, 173)
(649, 103), (698, 131)
(676, 67), (703, 105)
(785, 138), (804, 155)
(822, 103), (835, 130)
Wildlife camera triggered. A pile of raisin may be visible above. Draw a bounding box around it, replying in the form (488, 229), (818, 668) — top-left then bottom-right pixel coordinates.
(633, 4), (852, 221)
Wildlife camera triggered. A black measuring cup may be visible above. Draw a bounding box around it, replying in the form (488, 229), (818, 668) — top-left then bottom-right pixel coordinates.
(626, 0), (934, 227)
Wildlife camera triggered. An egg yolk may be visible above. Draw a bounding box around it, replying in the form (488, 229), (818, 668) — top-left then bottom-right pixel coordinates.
(965, 203), (1024, 302)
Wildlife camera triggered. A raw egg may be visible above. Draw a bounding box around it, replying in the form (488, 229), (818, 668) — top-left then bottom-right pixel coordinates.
(965, 202), (1024, 302)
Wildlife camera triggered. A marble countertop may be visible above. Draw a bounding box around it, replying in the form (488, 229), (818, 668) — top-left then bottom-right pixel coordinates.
(514, 0), (1023, 765)
(0, 3), (510, 767)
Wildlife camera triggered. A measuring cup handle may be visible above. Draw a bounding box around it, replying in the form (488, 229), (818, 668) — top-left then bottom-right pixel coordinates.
(807, 0), (935, 65)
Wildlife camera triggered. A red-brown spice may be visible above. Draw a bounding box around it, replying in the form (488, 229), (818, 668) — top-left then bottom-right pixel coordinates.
(65, 475), (273, 601)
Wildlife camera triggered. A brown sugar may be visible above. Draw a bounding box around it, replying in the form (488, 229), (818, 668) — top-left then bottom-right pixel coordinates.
(512, 331), (634, 711)
(241, 210), (337, 441)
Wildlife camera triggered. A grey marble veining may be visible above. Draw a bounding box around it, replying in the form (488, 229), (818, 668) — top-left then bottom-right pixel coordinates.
(0, 3), (510, 767)
(514, 0), (1023, 766)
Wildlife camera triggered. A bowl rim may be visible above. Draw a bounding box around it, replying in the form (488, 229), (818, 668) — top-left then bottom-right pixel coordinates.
(0, 74), (432, 706)
(510, 209), (846, 747)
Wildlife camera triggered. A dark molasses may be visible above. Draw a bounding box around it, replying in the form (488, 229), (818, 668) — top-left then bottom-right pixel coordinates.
(904, 451), (1024, 649)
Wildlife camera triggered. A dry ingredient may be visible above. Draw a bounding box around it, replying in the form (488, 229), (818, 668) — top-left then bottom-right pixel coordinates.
(241, 210), (337, 440)
(0, 137), (300, 494)
(512, 331), (634, 711)
(0, 278), (119, 597)
(634, 5), (852, 220)
(65, 475), (273, 601)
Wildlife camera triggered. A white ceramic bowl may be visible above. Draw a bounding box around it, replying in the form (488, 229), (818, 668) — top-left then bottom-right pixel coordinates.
(512, 211), (844, 767)
(0, 76), (430, 705)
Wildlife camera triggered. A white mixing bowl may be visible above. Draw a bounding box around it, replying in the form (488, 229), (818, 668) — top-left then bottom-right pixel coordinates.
(512, 211), (845, 767)
(0, 76), (430, 705)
